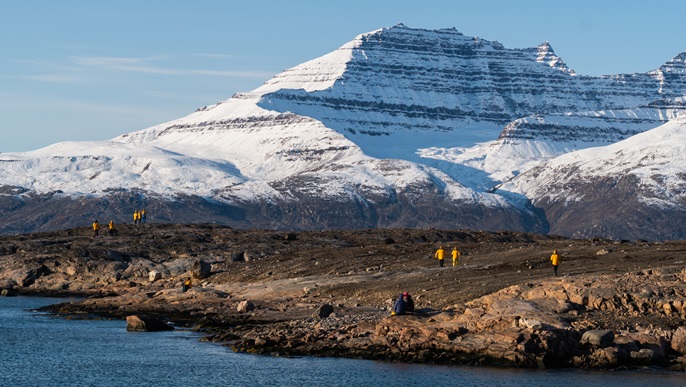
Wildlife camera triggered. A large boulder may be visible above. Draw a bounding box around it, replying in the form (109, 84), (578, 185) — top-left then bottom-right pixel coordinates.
(148, 270), (161, 282)
(237, 300), (255, 313)
(126, 315), (174, 332)
(231, 251), (245, 262)
(191, 259), (211, 279)
(8, 265), (52, 287)
(312, 304), (334, 319)
(581, 330), (615, 348)
(0, 244), (17, 256)
(107, 250), (131, 262)
(671, 326), (686, 355)
(627, 332), (668, 359)
(0, 278), (17, 290)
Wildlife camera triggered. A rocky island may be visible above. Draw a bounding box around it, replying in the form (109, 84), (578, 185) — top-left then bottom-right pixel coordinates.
(1, 223), (685, 370)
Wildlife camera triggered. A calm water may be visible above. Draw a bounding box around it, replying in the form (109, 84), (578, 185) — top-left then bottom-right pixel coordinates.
(1, 297), (684, 387)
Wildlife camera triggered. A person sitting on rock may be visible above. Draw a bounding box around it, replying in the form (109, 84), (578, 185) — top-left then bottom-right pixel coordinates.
(393, 293), (407, 315)
(182, 277), (192, 292)
(402, 291), (414, 313)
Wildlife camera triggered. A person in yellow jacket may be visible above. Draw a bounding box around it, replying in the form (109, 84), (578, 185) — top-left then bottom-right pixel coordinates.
(108, 220), (115, 236)
(182, 277), (192, 292)
(550, 250), (560, 276)
(92, 220), (99, 236)
(435, 246), (446, 267)
(133, 210), (139, 225)
(451, 246), (461, 267)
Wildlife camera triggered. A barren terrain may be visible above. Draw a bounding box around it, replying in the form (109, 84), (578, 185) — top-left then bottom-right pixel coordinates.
(2, 223), (685, 369)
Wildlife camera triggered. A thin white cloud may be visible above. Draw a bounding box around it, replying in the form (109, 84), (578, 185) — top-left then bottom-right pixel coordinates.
(24, 74), (82, 83)
(0, 91), (155, 116)
(190, 69), (275, 78)
(72, 56), (179, 75)
(191, 53), (238, 59)
(71, 55), (274, 79)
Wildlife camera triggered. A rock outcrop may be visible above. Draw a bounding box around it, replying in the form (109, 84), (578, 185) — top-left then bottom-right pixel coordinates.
(236, 301), (255, 313)
(126, 315), (174, 332)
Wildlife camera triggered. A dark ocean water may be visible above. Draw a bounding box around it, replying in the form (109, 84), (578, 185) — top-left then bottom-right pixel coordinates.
(1, 296), (684, 387)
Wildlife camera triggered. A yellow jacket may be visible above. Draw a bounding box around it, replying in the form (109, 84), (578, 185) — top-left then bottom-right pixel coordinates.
(550, 252), (560, 266)
(435, 248), (445, 260)
(452, 248), (460, 259)
(92, 222), (99, 230)
(108, 221), (114, 229)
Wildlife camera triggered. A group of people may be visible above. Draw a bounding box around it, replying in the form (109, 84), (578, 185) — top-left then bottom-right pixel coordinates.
(392, 291), (414, 316)
(392, 248), (562, 315)
(91, 209), (149, 237)
(133, 209), (147, 224)
(91, 220), (117, 236)
(434, 246), (461, 267)
(433, 245), (560, 276)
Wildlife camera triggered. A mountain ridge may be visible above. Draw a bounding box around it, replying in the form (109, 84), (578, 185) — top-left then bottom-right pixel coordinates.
(2, 24), (686, 240)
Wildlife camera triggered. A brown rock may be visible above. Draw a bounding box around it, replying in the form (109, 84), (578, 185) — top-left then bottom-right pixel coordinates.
(237, 300), (255, 313)
(581, 330), (615, 348)
(0, 279), (17, 290)
(312, 304), (334, 319)
(596, 347), (620, 367)
(628, 332), (668, 358)
(630, 348), (656, 364)
(191, 259), (211, 279)
(671, 326), (686, 355)
(126, 315), (174, 332)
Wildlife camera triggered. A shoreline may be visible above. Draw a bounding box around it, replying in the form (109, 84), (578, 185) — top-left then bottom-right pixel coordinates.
(2, 224), (686, 370)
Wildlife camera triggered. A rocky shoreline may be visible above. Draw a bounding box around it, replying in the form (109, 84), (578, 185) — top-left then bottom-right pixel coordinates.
(1, 224), (685, 370)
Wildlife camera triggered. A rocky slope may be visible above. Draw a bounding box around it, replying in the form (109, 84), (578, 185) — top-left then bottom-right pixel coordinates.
(2, 224), (686, 370)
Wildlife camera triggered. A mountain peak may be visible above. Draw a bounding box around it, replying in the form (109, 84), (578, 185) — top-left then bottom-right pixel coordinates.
(658, 51), (686, 74)
(376, 24), (466, 39)
(538, 41), (552, 49)
(535, 41), (575, 75)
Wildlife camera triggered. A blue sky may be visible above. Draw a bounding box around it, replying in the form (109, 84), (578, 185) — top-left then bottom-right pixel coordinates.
(2, 0), (685, 152)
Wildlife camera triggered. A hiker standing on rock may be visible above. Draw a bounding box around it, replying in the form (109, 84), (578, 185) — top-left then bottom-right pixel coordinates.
(451, 246), (461, 267)
(550, 250), (560, 276)
(108, 220), (115, 236)
(435, 246), (446, 267)
(141, 209), (146, 223)
(92, 220), (99, 236)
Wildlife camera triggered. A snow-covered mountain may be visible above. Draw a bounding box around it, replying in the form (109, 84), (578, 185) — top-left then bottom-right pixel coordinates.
(1, 24), (685, 240)
(497, 116), (686, 240)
